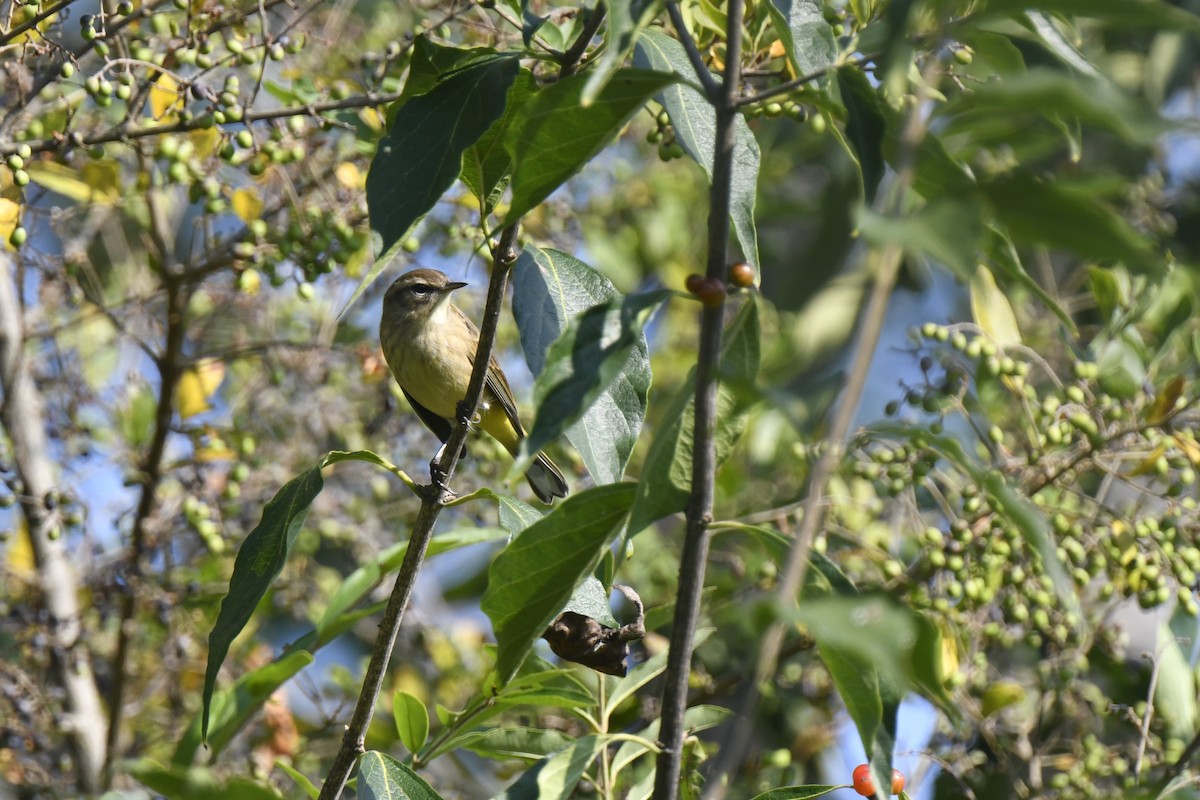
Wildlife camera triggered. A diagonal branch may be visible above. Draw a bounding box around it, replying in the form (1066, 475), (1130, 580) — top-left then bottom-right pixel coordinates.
(317, 223), (522, 800)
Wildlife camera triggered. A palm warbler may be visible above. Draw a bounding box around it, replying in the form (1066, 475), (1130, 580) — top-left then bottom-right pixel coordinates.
(380, 268), (568, 503)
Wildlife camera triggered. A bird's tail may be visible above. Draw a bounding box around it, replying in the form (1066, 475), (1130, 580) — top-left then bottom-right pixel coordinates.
(525, 453), (568, 504)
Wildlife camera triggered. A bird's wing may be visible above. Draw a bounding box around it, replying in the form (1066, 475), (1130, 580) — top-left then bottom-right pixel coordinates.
(401, 387), (453, 443)
(463, 316), (526, 436)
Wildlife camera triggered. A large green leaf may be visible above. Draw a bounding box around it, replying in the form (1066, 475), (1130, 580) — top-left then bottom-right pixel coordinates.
(941, 69), (1169, 146)
(461, 70), (537, 216)
(503, 69), (676, 222)
(177, 650), (313, 766)
(764, 0), (837, 81)
(128, 759), (283, 800)
(748, 788), (842, 800)
(626, 300), (760, 537)
(358, 751), (444, 800)
(837, 64), (887, 203)
(633, 29), (760, 269)
(981, 0), (1200, 32)
(857, 197), (984, 278)
(493, 735), (608, 800)
(367, 51), (519, 256)
(202, 466), (323, 741)
(482, 482), (637, 684)
(512, 246), (659, 483)
(393, 690), (430, 755)
(980, 173), (1158, 273)
(582, 0), (665, 105)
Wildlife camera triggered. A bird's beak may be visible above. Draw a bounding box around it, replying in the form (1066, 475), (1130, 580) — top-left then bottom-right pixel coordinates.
(445, 281), (468, 292)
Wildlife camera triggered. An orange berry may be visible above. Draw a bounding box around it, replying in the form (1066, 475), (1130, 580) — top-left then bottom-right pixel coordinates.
(728, 261), (756, 288)
(891, 768), (905, 794)
(697, 277), (726, 308)
(852, 763), (876, 797)
(685, 273), (705, 294)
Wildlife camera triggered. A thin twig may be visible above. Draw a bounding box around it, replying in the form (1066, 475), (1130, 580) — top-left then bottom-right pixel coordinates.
(558, 1), (607, 77)
(652, 1), (743, 798)
(666, 2), (720, 101)
(0, 90), (404, 156)
(734, 53), (877, 108)
(316, 223), (522, 800)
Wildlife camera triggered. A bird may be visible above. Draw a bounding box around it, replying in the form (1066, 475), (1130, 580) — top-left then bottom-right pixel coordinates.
(379, 268), (568, 503)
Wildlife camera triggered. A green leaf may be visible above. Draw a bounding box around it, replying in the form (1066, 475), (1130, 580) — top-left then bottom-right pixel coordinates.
(512, 246), (659, 483)
(457, 727), (575, 762)
(610, 705), (729, 776)
(520, 288), (668, 481)
(504, 68), (676, 222)
(461, 70), (537, 216)
(202, 466), (324, 741)
(366, 52), (519, 256)
(358, 751), (444, 800)
(1155, 622), (1197, 740)
(857, 197), (984, 278)
(274, 762), (319, 800)
(178, 650), (313, 766)
(627, 300), (761, 537)
(764, 0), (837, 81)
(316, 527), (508, 638)
(563, 575), (619, 628)
(582, 0), (665, 105)
(980, 0), (1200, 32)
(837, 64), (887, 203)
(498, 493), (545, 535)
(970, 264), (1022, 348)
(493, 735), (608, 800)
(393, 690), (430, 754)
(748, 787), (842, 800)
(128, 760), (283, 800)
(980, 173), (1158, 273)
(633, 29), (760, 269)
(941, 69), (1169, 147)
(482, 483), (637, 684)
(986, 228), (1077, 335)
(1094, 335), (1146, 400)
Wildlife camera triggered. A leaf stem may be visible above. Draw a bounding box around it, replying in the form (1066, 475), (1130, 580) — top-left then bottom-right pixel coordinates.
(652, 1), (743, 798)
(666, 2), (720, 101)
(317, 224), (522, 800)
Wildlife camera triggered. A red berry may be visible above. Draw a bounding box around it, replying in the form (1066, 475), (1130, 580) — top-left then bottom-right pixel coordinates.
(685, 273), (705, 294)
(852, 763), (876, 797)
(891, 769), (905, 794)
(728, 261), (756, 288)
(697, 277), (726, 308)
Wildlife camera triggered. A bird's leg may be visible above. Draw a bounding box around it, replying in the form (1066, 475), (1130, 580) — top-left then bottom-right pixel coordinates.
(428, 441), (455, 502)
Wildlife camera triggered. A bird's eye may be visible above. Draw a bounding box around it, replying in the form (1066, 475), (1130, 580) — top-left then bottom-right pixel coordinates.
(410, 284), (431, 296)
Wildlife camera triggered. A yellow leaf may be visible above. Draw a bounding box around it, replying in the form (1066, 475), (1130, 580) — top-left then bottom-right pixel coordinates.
(26, 161), (119, 205)
(176, 358), (225, 419)
(768, 39), (786, 58)
(1175, 433), (1200, 465)
(937, 618), (960, 683)
(1127, 442), (1167, 477)
(981, 680), (1025, 718)
(0, 199), (20, 249)
(189, 127), (222, 159)
(150, 73), (181, 121)
(5, 519), (35, 578)
(81, 160), (121, 201)
(231, 187), (263, 224)
(335, 162), (363, 190)
(970, 265), (1022, 348)
(1147, 375), (1185, 425)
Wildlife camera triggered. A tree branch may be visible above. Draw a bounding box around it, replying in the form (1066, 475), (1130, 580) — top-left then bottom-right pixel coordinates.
(0, 251), (107, 792)
(667, 2), (720, 101)
(557, 1), (607, 77)
(701, 60), (936, 800)
(317, 223), (522, 800)
(652, 1), (743, 798)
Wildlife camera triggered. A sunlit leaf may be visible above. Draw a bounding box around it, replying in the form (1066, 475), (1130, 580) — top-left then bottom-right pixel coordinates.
(482, 483), (636, 684)
(150, 73), (182, 120)
(230, 187), (263, 225)
(358, 751), (445, 800)
(176, 358), (226, 419)
(393, 690), (430, 754)
(970, 265), (1022, 348)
